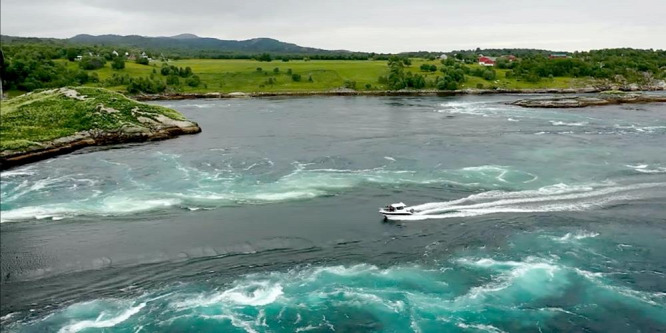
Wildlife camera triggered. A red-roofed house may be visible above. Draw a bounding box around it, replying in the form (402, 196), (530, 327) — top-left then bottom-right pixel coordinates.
(479, 56), (495, 66)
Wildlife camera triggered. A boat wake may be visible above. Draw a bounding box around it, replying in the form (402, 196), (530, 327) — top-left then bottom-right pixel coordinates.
(388, 182), (666, 221)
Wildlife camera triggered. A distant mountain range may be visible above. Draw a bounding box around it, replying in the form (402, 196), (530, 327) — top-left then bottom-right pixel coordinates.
(63, 33), (345, 55)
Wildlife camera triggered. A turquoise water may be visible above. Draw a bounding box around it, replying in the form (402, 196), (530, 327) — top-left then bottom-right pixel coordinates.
(1, 95), (665, 332)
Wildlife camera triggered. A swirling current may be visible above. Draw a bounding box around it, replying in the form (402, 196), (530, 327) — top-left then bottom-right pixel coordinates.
(1, 95), (665, 332)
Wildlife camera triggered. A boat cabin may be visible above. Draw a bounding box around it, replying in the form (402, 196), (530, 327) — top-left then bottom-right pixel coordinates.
(385, 202), (407, 212)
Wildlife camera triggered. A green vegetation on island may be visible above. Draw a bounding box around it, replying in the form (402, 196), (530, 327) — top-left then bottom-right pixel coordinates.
(0, 87), (200, 168)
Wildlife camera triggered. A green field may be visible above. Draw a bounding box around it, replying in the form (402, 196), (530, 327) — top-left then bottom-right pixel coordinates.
(55, 59), (595, 94)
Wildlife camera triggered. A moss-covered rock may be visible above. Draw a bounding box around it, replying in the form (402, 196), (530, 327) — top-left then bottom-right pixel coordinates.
(1, 87), (200, 168)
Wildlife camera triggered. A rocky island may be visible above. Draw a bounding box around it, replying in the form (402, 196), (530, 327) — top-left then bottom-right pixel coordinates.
(0, 87), (201, 169)
(511, 92), (666, 108)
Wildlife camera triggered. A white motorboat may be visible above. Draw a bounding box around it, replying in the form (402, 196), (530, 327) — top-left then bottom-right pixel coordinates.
(379, 202), (414, 218)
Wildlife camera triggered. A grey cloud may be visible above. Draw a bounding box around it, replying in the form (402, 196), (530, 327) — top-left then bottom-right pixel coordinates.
(2, 0), (665, 52)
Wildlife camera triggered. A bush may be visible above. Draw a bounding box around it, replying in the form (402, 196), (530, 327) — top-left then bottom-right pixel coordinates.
(103, 73), (131, 86)
(135, 57), (150, 65)
(166, 75), (180, 85)
(78, 56), (106, 70)
(273, 67), (279, 73)
(186, 75), (201, 87)
(256, 67), (262, 72)
(344, 80), (356, 89)
(126, 76), (166, 94)
(291, 74), (302, 82)
(476, 83), (484, 89)
(482, 70), (496, 81)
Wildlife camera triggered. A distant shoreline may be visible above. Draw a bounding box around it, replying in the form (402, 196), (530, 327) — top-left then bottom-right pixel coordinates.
(133, 87), (666, 101)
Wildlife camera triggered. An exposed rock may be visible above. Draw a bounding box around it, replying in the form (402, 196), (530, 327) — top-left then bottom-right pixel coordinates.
(132, 86), (664, 101)
(96, 103), (119, 113)
(59, 87), (87, 100)
(511, 93), (666, 108)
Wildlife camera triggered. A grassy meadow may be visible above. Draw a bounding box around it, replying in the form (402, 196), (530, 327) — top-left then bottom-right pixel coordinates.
(0, 87), (187, 151)
(55, 58), (594, 94)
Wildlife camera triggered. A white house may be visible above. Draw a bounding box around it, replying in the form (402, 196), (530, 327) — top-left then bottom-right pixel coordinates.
(439, 54), (448, 60)
(112, 50), (119, 57)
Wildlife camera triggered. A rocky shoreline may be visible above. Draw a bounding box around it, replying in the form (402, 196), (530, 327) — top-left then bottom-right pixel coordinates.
(133, 86), (665, 101)
(511, 94), (666, 108)
(1, 122), (201, 170)
(0, 87), (202, 170)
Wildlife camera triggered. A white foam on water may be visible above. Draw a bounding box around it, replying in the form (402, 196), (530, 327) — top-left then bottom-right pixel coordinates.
(388, 182), (665, 221)
(384, 156), (396, 161)
(457, 322), (507, 333)
(295, 324), (322, 332)
(173, 280), (283, 310)
(614, 124), (666, 134)
(0, 197), (182, 223)
(202, 314), (258, 333)
(220, 281), (284, 306)
(550, 121), (589, 127)
(58, 302), (145, 333)
(551, 231), (599, 242)
(0, 166), (36, 178)
(626, 164), (666, 174)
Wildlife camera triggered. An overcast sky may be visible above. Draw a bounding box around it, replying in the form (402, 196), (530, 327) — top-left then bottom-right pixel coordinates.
(2, 0), (665, 53)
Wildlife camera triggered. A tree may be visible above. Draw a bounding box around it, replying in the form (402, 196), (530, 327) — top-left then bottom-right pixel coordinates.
(111, 57), (125, 70)
(257, 53), (272, 62)
(273, 67), (280, 74)
(135, 57), (149, 65)
(291, 73), (302, 82)
(66, 48), (79, 62)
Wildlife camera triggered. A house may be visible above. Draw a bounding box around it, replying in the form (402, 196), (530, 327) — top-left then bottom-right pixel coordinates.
(112, 50), (119, 57)
(507, 55), (517, 62)
(549, 53), (569, 59)
(478, 56), (496, 66)
(439, 54), (448, 60)
(75, 55), (83, 61)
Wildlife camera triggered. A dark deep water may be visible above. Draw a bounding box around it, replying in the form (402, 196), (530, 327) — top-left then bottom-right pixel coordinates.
(1, 95), (665, 332)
